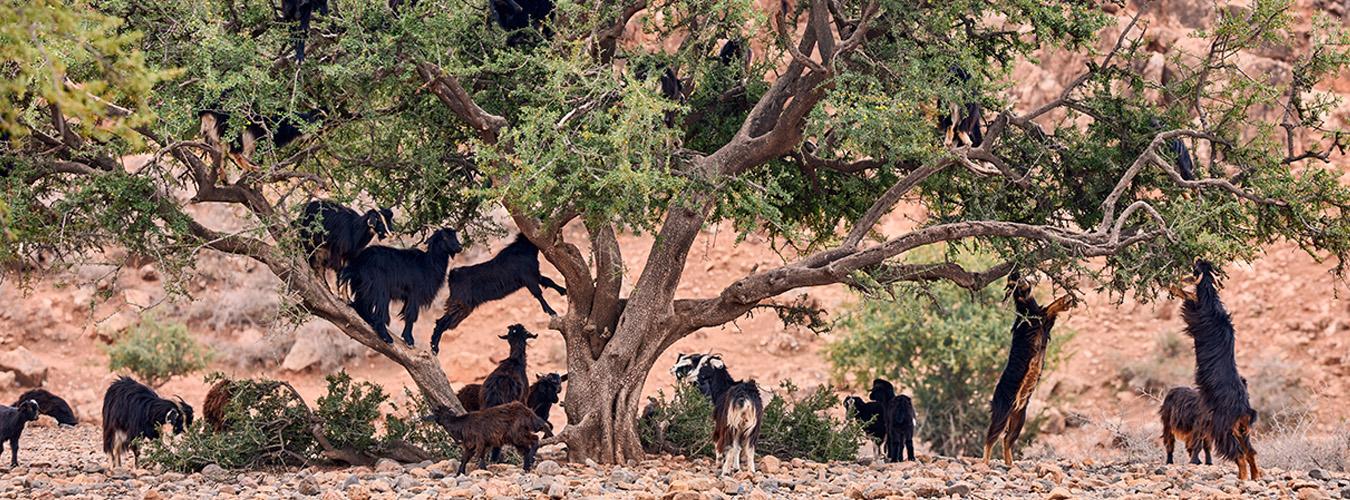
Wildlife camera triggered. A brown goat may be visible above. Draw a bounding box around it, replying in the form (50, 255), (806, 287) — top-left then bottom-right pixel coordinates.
(423, 402), (550, 475)
(202, 380), (233, 432)
(1160, 386), (1211, 465)
(456, 384), (482, 413)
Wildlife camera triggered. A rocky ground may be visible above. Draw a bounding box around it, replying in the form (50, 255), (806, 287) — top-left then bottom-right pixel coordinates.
(8, 425), (1349, 499)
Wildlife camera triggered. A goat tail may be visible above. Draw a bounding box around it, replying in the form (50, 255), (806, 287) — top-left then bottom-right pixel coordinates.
(1208, 409), (1253, 462)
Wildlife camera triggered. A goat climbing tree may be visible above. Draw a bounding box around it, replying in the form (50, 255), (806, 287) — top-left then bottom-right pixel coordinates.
(5, 0), (1350, 463)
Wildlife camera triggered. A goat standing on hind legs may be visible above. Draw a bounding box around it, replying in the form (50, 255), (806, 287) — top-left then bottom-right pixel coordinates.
(983, 274), (1074, 467)
(1171, 261), (1261, 480)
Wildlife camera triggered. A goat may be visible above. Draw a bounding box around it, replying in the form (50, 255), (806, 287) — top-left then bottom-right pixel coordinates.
(869, 379), (916, 462)
(202, 380), (233, 433)
(698, 360), (763, 476)
(479, 324), (536, 462)
(198, 109), (325, 171)
(281, 0), (329, 62)
(456, 384), (483, 413)
(671, 352), (723, 388)
(1160, 386), (1212, 466)
(340, 227), (463, 347)
(983, 274), (1074, 466)
(717, 39), (749, 67)
(938, 66), (983, 148)
(422, 401), (550, 475)
(843, 396), (886, 458)
(0, 400), (39, 467)
(430, 235), (565, 354)
(525, 372), (566, 437)
(1171, 261), (1260, 480)
(296, 200), (394, 283)
(488, 0), (554, 46)
(12, 389), (77, 427)
(101, 377), (193, 468)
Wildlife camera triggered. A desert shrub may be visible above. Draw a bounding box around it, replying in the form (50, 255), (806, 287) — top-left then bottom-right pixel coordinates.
(1115, 330), (1192, 395)
(1245, 357), (1313, 432)
(1259, 418), (1349, 472)
(639, 381), (864, 462)
(316, 372), (387, 453)
(382, 389), (460, 460)
(142, 374), (317, 471)
(106, 315), (212, 387)
(827, 267), (1073, 457)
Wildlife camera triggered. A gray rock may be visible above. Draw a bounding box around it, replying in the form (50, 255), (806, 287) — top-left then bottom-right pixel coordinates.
(948, 481), (975, 496)
(547, 481), (567, 499)
(611, 468), (639, 484)
(1310, 469), (1328, 481)
(297, 478), (321, 496)
(535, 460), (562, 476)
(341, 474), (361, 489)
(201, 464), (228, 481)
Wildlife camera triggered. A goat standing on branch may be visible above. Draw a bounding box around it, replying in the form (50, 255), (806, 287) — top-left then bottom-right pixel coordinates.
(1171, 261), (1260, 480)
(296, 200), (395, 287)
(984, 274), (1074, 466)
(341, 228), (463, 348)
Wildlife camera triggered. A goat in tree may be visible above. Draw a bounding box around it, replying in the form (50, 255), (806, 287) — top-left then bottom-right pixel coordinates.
(295, 200), (394, 286)
(11, 389), (77, 427)
(198, 109), (326, 171)
(340, 227), (462, 347)
(101, 377), (193, 468)
(1171, 261), (1260, 480)
(0, 400), (39, 467)
(983, 274), (1074, 466)
(938, 66), (983, 147)
(280, 0), (329, 62)
(429, 235), (565, 354)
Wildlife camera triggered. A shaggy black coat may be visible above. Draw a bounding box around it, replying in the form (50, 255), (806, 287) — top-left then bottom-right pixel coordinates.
(1160, 386), (1212, 465)
(0, 400), (39, 466)
(844, 396), (886, 455)
(101, 377), (192, 468)
(1180, 261), (1260, 479)
(198, 109), (325, 168)
(341, 228), (462, 347)
(525, 373), (565, 436)
(297, 200), (394, 275)
(938, 66), (983, 147)
(868, 379), (916, 462)
(489, 0), (553, 45)
(12, 389), (77, 426)
(430, 235), (565, 353)
(423, 401), (550, 475)
(481, 324), (537, 462)
(983, 275), (1073, 466)
(281, 0), (329, 61)
(703, 362), (762, 476)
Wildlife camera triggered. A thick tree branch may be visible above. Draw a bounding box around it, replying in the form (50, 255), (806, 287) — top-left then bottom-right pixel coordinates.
(414, 62), (507, 143)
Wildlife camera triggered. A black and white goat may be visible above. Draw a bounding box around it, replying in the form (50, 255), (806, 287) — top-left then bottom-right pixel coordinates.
(429, 235), (565, 354)
(296, 200), (394, 285)
(12, 389), (77, 427)
(671, 353), (723, 391)
(198, 109), (325, 171)
(0, 400), (39, 467)
(869, 379), (916, 462)
(697, 359), (763, 476)
(101, 377), (193, 468)
(340, 228), (462, 347)
(480, 324), (536, 461)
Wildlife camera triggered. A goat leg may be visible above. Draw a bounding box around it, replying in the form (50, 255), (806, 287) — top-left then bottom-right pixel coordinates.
(525, 282), (558, 316)
(9, 437), (17, 467)
(399, 302), (419, 347)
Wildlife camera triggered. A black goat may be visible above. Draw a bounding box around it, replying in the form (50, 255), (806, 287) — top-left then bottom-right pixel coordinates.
(430, 235), (565, 354)
(489, 0), (554, 46)
(1151, 117), (1196, 181)
(480, 324), (536, 462)
(1160, 386), (1212, 466)
(12, 389), (77, 427)
(281, 0), (329, 62)
(198, 109), (325, 170)
(341, 228), (462, 347)
(698, 361), (762, 476)
(101, 377), (193, 468)
(869, 379), (916, 462)
(525, 372), (566, 436)
(843, 396), (886, 457)
(296, 200), (394, 282)
(983, 274), (1074, 466)
(423, 401), (550, 475)
(0, 400), (39, 467)
(938, 66), (983, 148)
(1172, 261), (1260, 480)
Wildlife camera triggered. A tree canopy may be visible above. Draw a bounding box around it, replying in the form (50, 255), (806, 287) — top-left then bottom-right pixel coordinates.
(3, 0), (1349, 463)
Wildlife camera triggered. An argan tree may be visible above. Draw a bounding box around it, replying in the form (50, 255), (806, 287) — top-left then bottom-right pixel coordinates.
(4, 0), (1349, 463)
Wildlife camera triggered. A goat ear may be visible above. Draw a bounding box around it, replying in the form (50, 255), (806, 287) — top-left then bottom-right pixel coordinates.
(558, 373), (568, 382)
(166, 409), (178, 422)
(708, 358), (725, 369)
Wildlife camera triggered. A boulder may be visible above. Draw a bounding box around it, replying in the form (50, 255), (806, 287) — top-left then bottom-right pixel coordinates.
(0, 346), (48, 387)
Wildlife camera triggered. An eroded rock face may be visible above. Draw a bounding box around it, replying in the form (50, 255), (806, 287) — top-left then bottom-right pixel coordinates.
(0, 346), (48, 387)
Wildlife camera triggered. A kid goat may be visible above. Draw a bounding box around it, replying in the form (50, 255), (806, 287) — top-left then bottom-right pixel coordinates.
(429, 235), (565, 354)
(341, 228), (462, 347)
(101, 377), (193, 468)
(1172, 261), (1260, 480)
(869, 379), (916, 462)
(0, 400), (39, 467)
(696, 358), (763, 476)
(983, 274), (1074, 466)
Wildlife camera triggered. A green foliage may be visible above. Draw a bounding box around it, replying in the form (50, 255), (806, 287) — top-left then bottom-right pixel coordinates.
(142, 375), (317, 472)
(383, 388), (460, 460)
(316, 372), (387, 453)
(827, 257), (1074, 456)
(105, 315), (211, 387)
(640, 381), (864, 462)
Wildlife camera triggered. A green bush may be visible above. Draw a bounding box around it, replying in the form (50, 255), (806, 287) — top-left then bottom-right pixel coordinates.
(142, 375), (317, 471)
(827, 275), (1073, 457)
(316, 372), (386, 453)
(639, 381), (864, 463)
(106, 315), (212, 387)
(383, 388), (461, 460)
